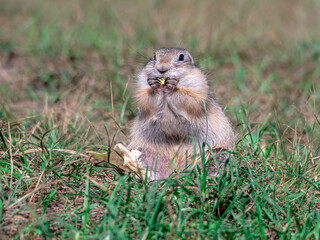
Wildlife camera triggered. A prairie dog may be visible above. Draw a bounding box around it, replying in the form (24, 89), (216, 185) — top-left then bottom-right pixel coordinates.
(129, 48), (234, 180)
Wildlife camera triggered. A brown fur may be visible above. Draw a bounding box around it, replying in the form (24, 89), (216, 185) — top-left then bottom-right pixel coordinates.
(129, 48), (235, 180)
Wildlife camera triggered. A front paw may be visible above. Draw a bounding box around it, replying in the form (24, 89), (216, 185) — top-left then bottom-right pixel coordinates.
(164, 78), (178, 91)
(147, 78), (159, 90)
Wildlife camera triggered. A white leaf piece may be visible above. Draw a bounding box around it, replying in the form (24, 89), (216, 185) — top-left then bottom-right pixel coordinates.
(114, 144), (146, 178)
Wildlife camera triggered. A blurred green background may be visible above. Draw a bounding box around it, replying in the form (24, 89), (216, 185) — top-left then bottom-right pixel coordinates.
(1, 0), (319, 143)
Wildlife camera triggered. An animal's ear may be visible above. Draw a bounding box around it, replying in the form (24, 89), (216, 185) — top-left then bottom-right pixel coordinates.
(187, 51), (194, 65)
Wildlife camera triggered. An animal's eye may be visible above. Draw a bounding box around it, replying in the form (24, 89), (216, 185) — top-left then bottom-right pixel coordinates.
(153, 54), (156, 61)
(178, 54), (184, 61)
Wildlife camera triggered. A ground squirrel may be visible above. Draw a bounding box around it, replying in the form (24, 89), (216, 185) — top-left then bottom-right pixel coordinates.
(129, 48), (234, 180)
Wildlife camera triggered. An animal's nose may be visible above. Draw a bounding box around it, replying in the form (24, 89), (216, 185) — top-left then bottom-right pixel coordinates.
(156, 64), (170, 74)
